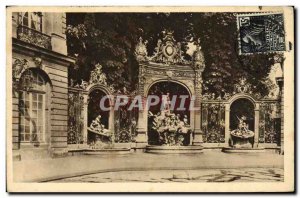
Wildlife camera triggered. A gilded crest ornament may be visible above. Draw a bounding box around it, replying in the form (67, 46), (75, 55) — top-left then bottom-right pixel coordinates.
(150, 30), (185, 65)
(89, 64), (107, 85)
(71, 63), (115, 93)
(234, 77), (252, 94)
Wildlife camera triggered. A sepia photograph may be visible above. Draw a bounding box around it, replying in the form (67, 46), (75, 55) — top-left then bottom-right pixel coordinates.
(6, 6), (294, 192)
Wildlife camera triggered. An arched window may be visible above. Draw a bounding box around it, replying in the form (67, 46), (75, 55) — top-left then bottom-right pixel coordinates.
(18, 12), (43, 32)
(19, 69), (46, 143)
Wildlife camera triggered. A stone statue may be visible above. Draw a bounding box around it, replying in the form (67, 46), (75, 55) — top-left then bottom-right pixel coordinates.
(150, 109), (191, 146)
(89, 115), (110, 136)
(134, 37), (148, 62)
(230, 115), (254, 148)
(161, 92), (171, 113)
(90, 115), (103, 131)
(237, 116), (249, 132)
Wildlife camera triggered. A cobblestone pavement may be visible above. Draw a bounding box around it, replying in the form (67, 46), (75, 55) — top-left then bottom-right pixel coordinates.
(14, 150), (283, 182)
(49, 168), (283, 183)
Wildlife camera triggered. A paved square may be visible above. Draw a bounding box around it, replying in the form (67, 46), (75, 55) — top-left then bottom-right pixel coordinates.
(13, 150), (283, 182)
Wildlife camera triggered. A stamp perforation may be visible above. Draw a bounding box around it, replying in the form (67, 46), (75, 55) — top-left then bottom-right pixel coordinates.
(236, 12), (286, 55)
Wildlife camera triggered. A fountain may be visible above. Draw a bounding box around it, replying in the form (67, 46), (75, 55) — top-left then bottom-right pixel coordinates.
(145, 94), (203, 154)
(150, 110), (190, 146)
(83, 115), (130, 154)
(230, 116), (254, 148)
(222, 115), (264, 153)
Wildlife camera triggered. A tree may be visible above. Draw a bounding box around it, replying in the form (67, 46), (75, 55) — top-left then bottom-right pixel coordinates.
(67, 13), (139, 92)
(66, 12), (277, 96)
(190, 13), (276, 97)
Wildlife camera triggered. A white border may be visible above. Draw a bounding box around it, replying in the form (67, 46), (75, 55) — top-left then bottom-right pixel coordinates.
(1, 1), (298, 197)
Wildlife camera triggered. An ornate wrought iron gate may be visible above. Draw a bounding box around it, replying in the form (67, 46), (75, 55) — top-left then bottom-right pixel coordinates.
(201, 102), (225, 143)
(114, 104), (138, 143)
(67, 89), (84, 144)
(259, 101), (281, 144)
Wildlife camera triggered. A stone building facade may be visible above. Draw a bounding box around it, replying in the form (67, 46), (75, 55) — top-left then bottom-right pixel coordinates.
(11, 12), (75, 160)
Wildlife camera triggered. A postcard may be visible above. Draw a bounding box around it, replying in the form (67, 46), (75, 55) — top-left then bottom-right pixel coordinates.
(6, 6), (294, 192)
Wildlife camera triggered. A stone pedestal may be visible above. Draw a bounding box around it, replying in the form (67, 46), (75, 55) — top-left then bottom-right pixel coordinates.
(135, 129), (147, 148)
(135, 105), (147, 149)
(145, 145), (203, 154)
(231, 135), (254, 148)
(193, 107), (203, 145)
(222, 147), (265, 153)
(192, 130), (203, 145)
(192, 91), (203, 145)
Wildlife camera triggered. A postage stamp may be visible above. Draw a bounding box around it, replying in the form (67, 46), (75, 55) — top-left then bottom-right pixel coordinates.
(237, 13), (286, 54)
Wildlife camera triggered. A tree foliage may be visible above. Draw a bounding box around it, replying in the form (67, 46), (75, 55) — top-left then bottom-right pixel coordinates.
(66, 12), (277, 96)
(190, 13), (277, 96)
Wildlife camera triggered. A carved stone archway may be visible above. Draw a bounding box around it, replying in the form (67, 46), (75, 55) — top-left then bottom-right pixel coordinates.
(70, 64), (115, 145)
(86, 88), (112, 144)
(134, 31), (205, 147)
(223, 80), (261, 147)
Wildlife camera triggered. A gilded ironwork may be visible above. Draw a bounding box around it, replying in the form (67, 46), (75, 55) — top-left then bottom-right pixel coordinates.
(201, 103), (225, 143)
(89, 64), (107, 85)
(234, 77), (252, 94)
(259, 102), (280, 144)
(114, 105), (138, 143)
(67, 91), (84, 144)
(71, 64), (115, 93)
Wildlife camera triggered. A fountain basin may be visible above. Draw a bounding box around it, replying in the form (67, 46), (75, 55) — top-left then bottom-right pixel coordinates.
(222, 147), (265, 153)
(83, 148), (131, 155)
(145, 145), (203, 154)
